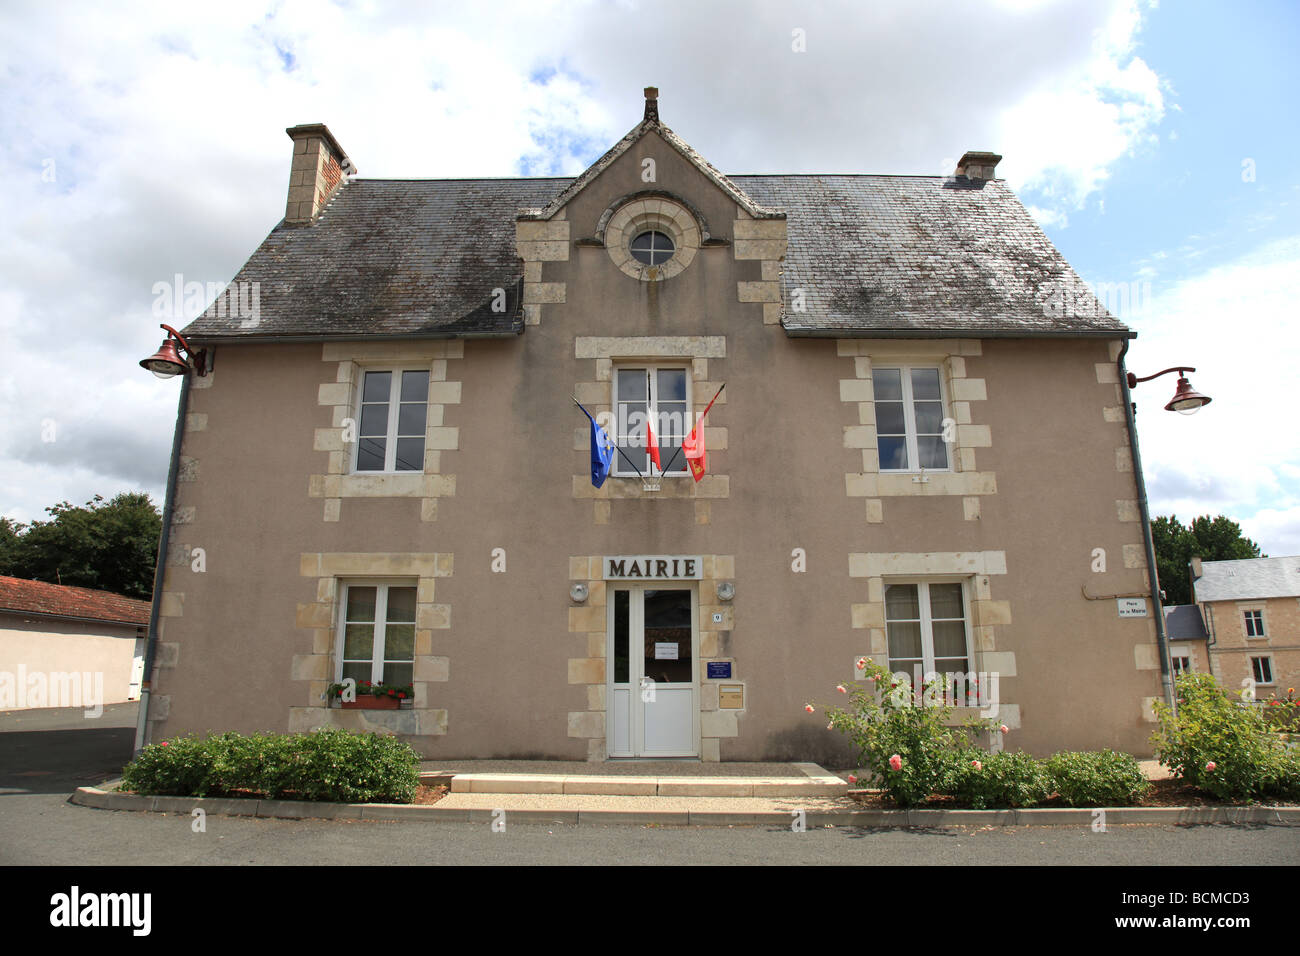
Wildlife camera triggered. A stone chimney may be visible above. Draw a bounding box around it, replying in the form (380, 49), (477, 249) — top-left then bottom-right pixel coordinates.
(955, 150), (1002, 181)
(644, 86), (659, 124)
(284, 124), (356, 226)
(1190, 556), (1203, 580)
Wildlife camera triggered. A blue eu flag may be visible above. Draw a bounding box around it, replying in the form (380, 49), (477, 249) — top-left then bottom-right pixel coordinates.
(579, 405), (615, 488)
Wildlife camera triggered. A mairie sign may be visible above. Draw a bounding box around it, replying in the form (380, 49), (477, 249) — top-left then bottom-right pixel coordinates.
(603, 555), (704, 581)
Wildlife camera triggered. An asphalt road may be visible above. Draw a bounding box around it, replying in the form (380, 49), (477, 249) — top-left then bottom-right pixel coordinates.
(2, 704), (1298, 866)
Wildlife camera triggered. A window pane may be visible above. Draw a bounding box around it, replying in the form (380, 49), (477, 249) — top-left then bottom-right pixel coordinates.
(657, 369), (686, 402)
(342, 661), (370, 684)
(878, 436), (908, 470)
(618, 370), (647, 401)
(885, 584), (920, 620)
(914, 402), (944, 434)
(356, 439), (385, 471)
(383, 662), (413, 687)
(400, 370), (429, 402)
(359, 404), (389, 436)
(397, 402), (426, 436)
(876, 401), (906, 435)
(917, 437), (948, 469)
(928, 583), (964, 619)
(887, 621), (923, 660)
(386, 587), (417, 622)
(613, 590), (629, 684)
(394, 438), (424, 471)
(362, 371), (392, 402)
(343, 623), (374, 660)
(932, 620), (968, 658)
(347, 587), (377, 622)
(873, 369), (902, 401)
(911, 368), (941, 400)
(383, 623), (414, 661)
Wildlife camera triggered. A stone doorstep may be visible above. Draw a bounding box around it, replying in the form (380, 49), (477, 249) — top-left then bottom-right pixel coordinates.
(441, 772), (847, 797)
(69, 788), (1300, 827)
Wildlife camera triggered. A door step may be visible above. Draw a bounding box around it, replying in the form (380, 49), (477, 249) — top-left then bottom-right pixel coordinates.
(422, 762), (846, 798)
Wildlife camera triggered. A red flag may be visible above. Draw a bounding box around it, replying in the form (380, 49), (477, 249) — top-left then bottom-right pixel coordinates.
(646, 413), (661, 471)
(682, 385), (723, 483)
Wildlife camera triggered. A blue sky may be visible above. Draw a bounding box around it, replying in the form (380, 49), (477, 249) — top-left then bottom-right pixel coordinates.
(1, 0), (1297, 554)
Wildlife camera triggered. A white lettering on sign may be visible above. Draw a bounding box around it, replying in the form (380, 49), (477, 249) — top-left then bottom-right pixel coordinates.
(1117, 597), (1148, 618)
(603, 556), (704, 580)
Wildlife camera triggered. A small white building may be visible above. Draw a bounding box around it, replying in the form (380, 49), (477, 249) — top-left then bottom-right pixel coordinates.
(0, 575), (151, 711)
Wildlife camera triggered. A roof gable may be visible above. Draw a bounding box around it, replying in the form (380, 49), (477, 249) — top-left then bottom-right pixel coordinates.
(518, 89), (782, 224)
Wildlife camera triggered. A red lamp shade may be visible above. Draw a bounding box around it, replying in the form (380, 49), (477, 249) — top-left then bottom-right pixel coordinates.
(139, 337), (188, 378)
(1165, 376), (1212, 415)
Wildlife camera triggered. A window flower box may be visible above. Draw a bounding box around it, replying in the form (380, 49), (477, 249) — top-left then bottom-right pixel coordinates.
(340, 696), (402, 711)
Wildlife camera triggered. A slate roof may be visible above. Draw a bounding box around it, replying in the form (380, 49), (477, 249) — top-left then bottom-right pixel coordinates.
(0, 576), (151, 627)
(1163, 604), (1209, 642)
(1194, 556), (1300, 603)
(183, 171), (1127, 342)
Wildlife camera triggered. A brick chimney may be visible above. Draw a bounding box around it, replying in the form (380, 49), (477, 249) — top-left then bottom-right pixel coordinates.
(955, 150), (1002, 181)
(284, 124), (355, 226)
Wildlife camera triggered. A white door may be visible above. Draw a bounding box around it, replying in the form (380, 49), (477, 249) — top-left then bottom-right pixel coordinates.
(607, 586), (698, 757)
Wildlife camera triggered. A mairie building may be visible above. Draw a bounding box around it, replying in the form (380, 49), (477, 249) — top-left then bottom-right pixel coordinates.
(145, 88), (1164, 763)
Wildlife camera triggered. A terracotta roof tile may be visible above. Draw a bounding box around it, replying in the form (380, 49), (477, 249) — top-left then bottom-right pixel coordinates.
(0, 576), (151, 627)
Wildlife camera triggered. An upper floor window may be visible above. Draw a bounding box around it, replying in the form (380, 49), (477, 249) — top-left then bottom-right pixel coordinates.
(874, 366), (949, 471)
(1244, 609), (1266, 638)
(630, 230), (675, 266)
(355, 369), (428, 472)
(613, 366), (689, 477)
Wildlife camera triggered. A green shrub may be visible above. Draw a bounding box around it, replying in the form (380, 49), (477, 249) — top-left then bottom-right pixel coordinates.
(120, 729), (419, 803)
(947, 750), (1053, 809)
(824, 658), (993, 807)
(1151, 673), (1292, 802)
(1046, 750), (1149, 807)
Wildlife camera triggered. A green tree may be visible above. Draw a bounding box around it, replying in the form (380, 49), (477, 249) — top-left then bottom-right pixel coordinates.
(1152, 514), (1264, 606)
(0, 493), (161, 601)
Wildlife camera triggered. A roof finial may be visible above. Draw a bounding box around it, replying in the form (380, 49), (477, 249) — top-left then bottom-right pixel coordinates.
(644, 86), (659, 124)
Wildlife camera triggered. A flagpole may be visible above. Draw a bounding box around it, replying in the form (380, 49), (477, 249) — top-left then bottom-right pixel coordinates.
(573, 396), (646, 482)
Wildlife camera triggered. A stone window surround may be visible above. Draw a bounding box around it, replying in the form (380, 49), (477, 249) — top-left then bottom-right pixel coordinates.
(838, 339), (994, 523)
(600, 194), (702, 281)
(310, 341), (462, 523)
(571, 336), (729, 518)
(566, 554), (736, 762)
(848, 550), (1019, 731)
(289, 551), (453, 737)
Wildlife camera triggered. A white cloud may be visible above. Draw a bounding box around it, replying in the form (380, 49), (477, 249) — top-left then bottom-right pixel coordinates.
(1128, 234), (1300, 556)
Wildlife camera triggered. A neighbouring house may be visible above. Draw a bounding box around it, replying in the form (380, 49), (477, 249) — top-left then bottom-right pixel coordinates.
(142, 88), (1167, 762)
(0, 575), (150, 710)
(1163, 604), (1210, 679)
(1191, 555), (1300, 700)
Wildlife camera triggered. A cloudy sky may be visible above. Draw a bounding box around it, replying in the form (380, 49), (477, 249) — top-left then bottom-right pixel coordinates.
(2, 0), (1298, 554)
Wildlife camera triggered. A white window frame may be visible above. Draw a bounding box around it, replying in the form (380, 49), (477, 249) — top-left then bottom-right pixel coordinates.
(611, 364), (692, 478)
(351, 366), (430, 474)
(1250, 655), (1274, 686)
(1171, 654), (1193, 676)
(1243, 608), (1266, 639)
(333, 579), (418, 687)
(872, 364), (952, 473)
(883, 578), (974, 693)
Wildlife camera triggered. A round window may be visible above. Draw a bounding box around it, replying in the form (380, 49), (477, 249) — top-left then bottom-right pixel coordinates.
(629, 230), (675, 266)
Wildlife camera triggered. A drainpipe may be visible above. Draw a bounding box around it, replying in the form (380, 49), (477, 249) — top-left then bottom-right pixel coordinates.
(133, 375), (191, 754)
(1117, 338), (1176, 714)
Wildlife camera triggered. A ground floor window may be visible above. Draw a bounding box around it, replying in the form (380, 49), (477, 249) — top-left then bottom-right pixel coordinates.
(885, 580), (974, 702)
(1171, 655), (1192, 676)
(336, 580), (416, 687)
(1250, 655), (1274, 686)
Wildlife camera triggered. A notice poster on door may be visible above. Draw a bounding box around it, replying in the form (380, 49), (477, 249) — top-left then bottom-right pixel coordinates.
(654, 642), (679, 660)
